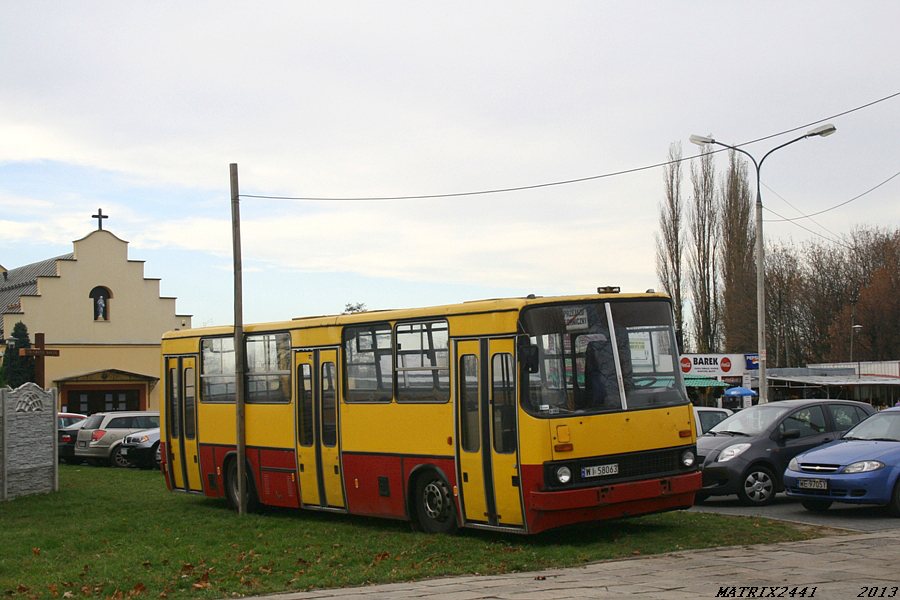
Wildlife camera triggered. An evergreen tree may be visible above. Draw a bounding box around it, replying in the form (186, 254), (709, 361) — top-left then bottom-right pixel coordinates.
(0, 322), (35, 388)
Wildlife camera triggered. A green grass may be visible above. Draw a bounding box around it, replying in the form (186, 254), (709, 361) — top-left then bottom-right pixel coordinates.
(1, 465), (824, 599)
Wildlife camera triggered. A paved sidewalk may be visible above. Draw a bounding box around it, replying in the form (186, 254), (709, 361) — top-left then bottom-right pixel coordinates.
(247, 528), (900, 600)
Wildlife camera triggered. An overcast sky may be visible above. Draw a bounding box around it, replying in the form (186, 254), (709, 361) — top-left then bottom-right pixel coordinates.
(2, 2), (898, 326)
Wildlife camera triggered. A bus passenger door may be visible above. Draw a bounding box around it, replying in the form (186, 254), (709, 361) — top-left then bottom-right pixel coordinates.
(295, 349), (345, 509)
(455, 338), (524, 528)
(456, 340), (488, 524)
(488, 338), (523, 527)
(165, 356), (203, 492)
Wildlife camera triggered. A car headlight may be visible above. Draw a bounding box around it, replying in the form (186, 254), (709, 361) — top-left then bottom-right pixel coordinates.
(681, 450), (696, 468)
(788, 457), (799, 471)
(556, 466), (572, 484)
(717, 443), (750, 463)
(138, 435), (150, 443)
(841, 460), (884, 474)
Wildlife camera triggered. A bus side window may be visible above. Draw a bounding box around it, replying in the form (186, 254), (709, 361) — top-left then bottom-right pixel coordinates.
(459, 354), (479, 452)
(343, 324), (393, 402)
(492, 353), (516, 454)
(321, 362), (337, 447)
(298, 364), (313, 446)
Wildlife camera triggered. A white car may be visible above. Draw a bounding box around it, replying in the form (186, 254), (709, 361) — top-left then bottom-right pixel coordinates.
(693, 406), (733, 435)
(75, 411), (160, 467)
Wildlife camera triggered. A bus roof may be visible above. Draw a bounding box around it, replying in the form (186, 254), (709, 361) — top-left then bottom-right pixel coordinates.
(161, 290), (670, 340)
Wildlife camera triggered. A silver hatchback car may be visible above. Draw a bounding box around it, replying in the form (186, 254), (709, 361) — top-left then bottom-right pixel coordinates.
(75, 411), (160, 467)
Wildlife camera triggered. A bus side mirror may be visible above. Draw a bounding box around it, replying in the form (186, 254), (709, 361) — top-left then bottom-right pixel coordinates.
(519, 344), (540, 373)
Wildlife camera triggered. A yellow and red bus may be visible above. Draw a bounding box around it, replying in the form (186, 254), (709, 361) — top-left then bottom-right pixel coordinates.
(160, 289), (700, 534)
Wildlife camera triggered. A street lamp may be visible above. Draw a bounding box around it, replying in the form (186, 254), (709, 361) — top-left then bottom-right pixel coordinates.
(690, 124), (836, 403)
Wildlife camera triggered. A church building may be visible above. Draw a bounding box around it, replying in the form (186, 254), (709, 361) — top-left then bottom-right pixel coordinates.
(0, 213), (191, 414)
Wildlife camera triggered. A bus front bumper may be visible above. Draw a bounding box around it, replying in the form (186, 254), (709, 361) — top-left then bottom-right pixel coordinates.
(528, 471), (702, 512)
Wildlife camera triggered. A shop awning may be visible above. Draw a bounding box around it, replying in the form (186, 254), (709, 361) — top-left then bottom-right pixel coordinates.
(684, 376), (729, 388)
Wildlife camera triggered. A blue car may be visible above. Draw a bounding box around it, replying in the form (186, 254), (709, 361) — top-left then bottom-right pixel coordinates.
(783, 407), (900, 515)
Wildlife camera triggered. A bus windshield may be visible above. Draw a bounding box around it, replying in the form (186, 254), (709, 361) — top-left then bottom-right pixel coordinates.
(519, 299), (687, 416)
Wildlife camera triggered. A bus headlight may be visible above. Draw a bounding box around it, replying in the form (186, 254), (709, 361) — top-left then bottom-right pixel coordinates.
(681, 450), (696, 468)
(556, 466), (572, 484)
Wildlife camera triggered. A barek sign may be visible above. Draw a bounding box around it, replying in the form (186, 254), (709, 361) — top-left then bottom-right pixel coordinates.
(680, 354), (746, 377)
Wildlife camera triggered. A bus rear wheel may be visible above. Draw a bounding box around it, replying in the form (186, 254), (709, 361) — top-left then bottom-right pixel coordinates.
(414, 473), (457, 534)
(224, 458), (260, 513)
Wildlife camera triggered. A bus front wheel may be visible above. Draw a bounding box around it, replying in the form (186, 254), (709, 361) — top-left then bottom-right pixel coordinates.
(414, 473), (458, 535)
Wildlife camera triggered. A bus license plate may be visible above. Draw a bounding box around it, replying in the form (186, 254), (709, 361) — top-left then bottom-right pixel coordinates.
(582, 464), (619, 479)
(798, 478), (828, 490)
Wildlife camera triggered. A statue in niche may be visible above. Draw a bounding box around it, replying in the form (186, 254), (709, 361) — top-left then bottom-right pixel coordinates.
(95, 295), (107, 320)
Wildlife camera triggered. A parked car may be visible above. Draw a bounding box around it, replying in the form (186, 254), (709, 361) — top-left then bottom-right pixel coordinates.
(75, 411), (160, 467)
(58, 419), (88, 464)
(119, 427), (161, 470)
(696, 399), (875, 506)
(784, 407), (900, 515)
(58, 412), (87, 428)
(694, 406), (732, 435)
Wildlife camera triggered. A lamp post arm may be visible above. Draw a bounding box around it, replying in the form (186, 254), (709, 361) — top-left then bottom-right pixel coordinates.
(758, 132), (816, 173)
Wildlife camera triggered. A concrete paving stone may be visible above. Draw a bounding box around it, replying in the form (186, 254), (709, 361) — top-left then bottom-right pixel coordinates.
(244, 528), (900, 600)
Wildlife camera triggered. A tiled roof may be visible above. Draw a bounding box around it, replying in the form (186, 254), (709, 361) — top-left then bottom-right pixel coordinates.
(0, 254), (74, 339)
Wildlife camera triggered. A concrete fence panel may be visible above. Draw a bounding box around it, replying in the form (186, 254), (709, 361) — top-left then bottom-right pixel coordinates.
(1, 383), (58, 501)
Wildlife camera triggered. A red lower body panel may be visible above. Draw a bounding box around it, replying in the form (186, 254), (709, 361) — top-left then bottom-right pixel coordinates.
(522, 466), (701, 533)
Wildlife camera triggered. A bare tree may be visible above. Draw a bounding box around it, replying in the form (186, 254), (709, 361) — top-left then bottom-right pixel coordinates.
(718, 149), (756, 353)
(766, 241), (805, 367)
(655, 142), (685, 337)
(800, 239), (854, 363)
(824, 227), (900, 362)
(687, 142), (720, 353)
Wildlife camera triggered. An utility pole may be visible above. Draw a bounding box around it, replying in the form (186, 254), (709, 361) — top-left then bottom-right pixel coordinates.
(230, 163), (247, 515)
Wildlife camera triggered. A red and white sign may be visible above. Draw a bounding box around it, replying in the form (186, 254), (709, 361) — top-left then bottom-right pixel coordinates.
(680, 354), (747, 377)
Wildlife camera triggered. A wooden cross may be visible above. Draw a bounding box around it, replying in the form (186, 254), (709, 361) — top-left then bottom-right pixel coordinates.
(19, 333), (60, 388)
(92, 208), (108, 230)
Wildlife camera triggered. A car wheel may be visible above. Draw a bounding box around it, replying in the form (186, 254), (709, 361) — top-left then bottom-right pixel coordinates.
(110, 445), (132, 468)
(224, 458), (260, 513)
(888, 480), (900, 517)
(801, 499), (833, 512)
(154, 444), (161, 470)
(414, 472), (458, 534)
(737, 465), (777, 506)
